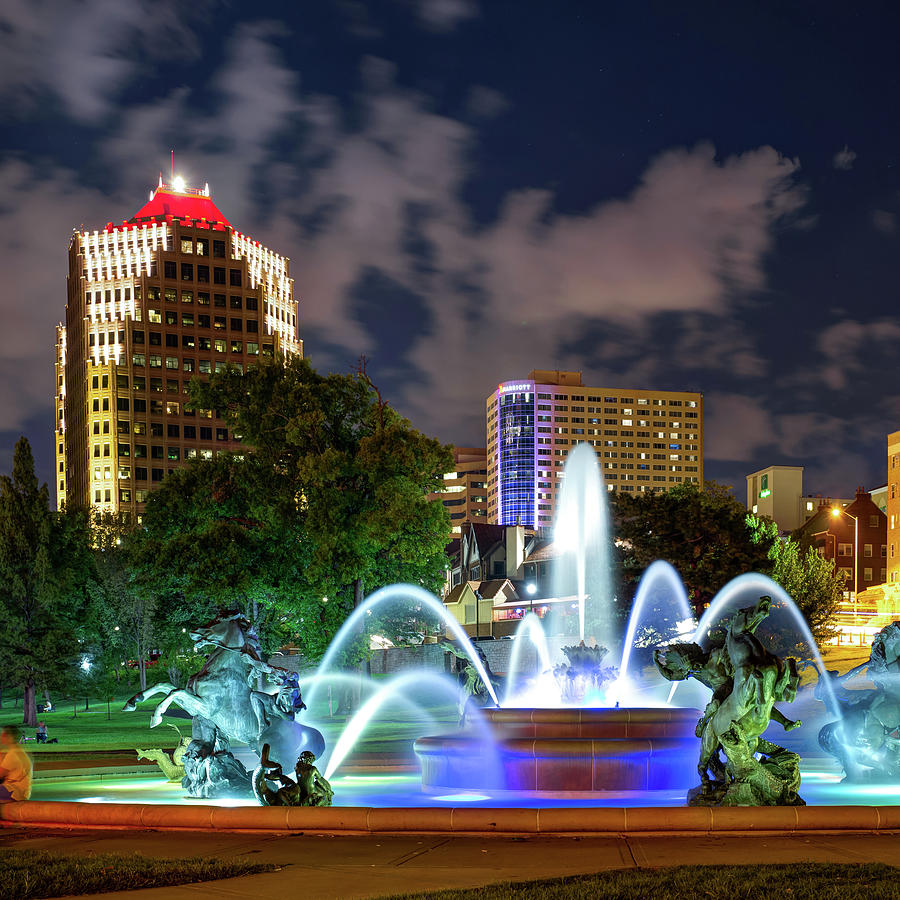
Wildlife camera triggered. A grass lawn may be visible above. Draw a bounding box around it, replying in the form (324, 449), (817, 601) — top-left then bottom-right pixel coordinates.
(0, 689), (459, 757)
(2, 848), (275, 899)
(0, 695), (184, 753)
(381, 863), (900, 900)
(818, 643), (872, 674)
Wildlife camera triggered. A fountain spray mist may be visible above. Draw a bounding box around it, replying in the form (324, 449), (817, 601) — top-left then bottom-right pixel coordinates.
(552, 443), (614, 644)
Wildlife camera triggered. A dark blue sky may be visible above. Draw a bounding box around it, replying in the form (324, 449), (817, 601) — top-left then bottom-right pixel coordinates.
(1, 0), (899, 500)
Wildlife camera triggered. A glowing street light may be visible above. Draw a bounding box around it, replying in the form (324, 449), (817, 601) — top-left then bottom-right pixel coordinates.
(832, 506), (859, 600)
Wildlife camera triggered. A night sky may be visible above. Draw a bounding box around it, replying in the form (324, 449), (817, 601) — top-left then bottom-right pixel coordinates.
(2, 1), (899, 501)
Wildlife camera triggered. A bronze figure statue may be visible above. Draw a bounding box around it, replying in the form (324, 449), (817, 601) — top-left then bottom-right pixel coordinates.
(442, 641), (502, 725)
(654, 595), (804, 806)
(124, 611), (326, 799)
(253, 743), (333, 807)
(815, 621), (900, 781)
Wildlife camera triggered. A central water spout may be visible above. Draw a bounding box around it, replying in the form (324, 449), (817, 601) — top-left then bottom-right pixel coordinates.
(552, 443), (614, 645)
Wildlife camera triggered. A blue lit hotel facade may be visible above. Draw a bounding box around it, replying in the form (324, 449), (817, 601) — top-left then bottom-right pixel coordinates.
(486, 370), (703, 529)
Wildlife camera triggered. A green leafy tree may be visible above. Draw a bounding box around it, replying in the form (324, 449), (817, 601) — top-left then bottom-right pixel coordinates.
(188, 355), (453, 661)
(86, 512), (159, 692)
(748, 514), (842, 650)
(612, 481), (775, 617)
(0, 437), (92, 725)
(133, 452), (302, 657)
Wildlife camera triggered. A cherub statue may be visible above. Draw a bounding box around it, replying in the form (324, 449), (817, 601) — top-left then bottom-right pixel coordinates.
(253, 743), (333, 807)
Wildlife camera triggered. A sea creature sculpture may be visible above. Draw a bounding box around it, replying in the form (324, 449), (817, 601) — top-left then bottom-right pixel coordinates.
(441, 642), (502, 725)
(135, 725), (192, 782)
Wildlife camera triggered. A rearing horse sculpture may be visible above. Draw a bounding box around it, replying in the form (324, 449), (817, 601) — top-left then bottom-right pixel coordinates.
(124, 612), (295, 749)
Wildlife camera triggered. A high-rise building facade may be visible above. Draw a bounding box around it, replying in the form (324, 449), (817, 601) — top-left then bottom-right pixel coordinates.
(486, 370), (703, 528)
(429, 447), (489, 534)
(56, 178), (300, 514)
(744, 465), (852, 535)
(887, 430), (900, 585)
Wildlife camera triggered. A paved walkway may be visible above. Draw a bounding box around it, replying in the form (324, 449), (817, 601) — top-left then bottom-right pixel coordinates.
(1, 826), (898, 899)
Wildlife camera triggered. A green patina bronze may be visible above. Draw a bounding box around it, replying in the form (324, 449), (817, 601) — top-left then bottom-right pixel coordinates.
(654, 595), (804, 806)
(252, 743), (334, 807)
(441, 641), (503, 725)
(815, 621), (900, 781)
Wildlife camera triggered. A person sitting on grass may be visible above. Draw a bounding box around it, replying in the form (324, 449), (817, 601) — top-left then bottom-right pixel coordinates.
(36, 721), (47, 743)
(0, 725), (33, 801)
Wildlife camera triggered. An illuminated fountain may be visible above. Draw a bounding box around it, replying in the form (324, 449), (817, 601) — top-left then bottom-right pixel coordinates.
(41, 442), (865, 809)
(552, 443), (614, 645)
(414, 445), (707, 796)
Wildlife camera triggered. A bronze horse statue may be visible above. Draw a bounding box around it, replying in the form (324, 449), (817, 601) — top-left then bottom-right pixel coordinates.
(124, 612), (310, 751)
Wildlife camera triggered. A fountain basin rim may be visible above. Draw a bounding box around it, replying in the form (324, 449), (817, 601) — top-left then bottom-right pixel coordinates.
(482, 707), (702, 721)
(2, 800), (899, 834)
(415, 735), (695, 753)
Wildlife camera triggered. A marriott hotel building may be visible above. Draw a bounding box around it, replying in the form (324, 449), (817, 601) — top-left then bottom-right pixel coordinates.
(55, 178), (301, 514)
(486, 370), (703, 528)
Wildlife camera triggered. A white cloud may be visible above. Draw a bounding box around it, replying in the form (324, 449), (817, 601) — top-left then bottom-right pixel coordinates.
(817, 318), (900, 389)
(689, 394), (774, 463)
(415, 0), (479, 32)
(474, 144), (804, 329)
(833, 145), (857, 170)
(0, 0), (205, 123)
(465, 85), (509, 119)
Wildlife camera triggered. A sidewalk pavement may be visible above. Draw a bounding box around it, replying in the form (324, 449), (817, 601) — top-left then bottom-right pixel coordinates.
(1, 826), (898, 900)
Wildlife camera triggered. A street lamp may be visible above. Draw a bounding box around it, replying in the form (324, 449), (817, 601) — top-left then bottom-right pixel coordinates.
(526, 582), (537, 615)
(832, 507), (859, 601)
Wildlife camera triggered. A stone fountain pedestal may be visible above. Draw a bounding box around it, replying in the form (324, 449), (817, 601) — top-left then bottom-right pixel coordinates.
(414, 707), (701, 794)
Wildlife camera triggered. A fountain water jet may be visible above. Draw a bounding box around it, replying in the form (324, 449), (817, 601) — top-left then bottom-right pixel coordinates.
(553, 443), (613, 644)
(305, 584), (500, 711)
(617, 560), (694, 692)
(323, 672), (455, 779)
(503, 613), (553, 704)
(297, 672), (379, 718)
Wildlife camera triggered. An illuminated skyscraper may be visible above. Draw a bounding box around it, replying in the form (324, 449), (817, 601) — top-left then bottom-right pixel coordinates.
(486, 370), (703, 528)
(55, 177), (300, 514)
(428, 447), (489, 534)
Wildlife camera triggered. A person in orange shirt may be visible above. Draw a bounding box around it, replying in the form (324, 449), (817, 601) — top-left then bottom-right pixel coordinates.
(0, 726), (33, 801)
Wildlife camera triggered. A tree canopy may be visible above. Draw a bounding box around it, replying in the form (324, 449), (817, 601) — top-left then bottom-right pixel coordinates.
(612, 481), (775, 616)
(137, 355), (453, 661)
(0, 437), (92, 724)
(747, 514), (843, 649)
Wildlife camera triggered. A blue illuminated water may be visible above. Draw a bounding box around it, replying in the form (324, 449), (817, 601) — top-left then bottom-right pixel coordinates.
(34, 764), (896, 808)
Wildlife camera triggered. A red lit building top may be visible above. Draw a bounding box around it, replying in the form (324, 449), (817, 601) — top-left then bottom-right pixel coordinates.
(129, 180), (231, 227)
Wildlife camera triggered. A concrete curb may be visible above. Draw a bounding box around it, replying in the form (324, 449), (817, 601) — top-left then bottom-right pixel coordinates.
(2, 801), (900, 834)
